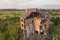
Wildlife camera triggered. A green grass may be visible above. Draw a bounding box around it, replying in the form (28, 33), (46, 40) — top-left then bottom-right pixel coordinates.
(0, 10), (24, 40)
(48, 24), (60, 40)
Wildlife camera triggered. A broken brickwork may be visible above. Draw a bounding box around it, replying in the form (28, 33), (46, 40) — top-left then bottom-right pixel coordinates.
(20, 8), (50, 40)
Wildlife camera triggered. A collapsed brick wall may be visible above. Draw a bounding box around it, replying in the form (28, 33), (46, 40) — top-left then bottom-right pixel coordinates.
(20, 8), (49, 40)
(33, 17), (41, 34)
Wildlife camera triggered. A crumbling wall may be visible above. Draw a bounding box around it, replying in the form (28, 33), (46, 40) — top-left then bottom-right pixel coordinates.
(33, 17), (41, 34)
(20, 8), (49, 40)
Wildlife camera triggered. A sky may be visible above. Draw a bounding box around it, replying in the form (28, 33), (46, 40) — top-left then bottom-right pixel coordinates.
(0, 0), (60, 9)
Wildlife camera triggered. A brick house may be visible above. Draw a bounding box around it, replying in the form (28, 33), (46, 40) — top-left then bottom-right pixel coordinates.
(20, 8), (49, 40)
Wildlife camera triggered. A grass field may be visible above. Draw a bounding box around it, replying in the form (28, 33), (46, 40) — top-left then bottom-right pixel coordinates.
(0, 10), (60, 40)
(0, 10), (25, 40)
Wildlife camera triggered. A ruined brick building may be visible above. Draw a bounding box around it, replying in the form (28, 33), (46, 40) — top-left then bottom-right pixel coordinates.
(20, 8), (50, 40)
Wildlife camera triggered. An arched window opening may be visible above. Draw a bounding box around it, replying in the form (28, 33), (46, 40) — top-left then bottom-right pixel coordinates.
(21, 19), (23, 22)
(40, 31), (44, 34)
(40, 26), (42, 30)
(35, 31), (38, 34)
(22, 24), (23, 27)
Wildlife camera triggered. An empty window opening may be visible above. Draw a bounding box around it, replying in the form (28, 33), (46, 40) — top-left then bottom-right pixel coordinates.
(21, 19), (23, 22)
(40, 26), (42, 30)
(26, 12), (34, 19)
(41, 21), (43, 24)
(41, 19), (46, 24)
(31, 12), (39, 17)
(28, 12), (39, 18)
(21, 29), (23, 32)
(30, 13), (33, 18)
(35, 31), (38, 34)
(40, 32), (44, 34)
(32, 12), (37, 17)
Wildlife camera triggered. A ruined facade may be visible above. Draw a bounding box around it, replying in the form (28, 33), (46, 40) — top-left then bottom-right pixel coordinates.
(20, 8), (50, 40)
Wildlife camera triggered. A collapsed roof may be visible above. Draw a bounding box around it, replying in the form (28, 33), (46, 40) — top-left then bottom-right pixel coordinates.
(20, 8), (49, 19)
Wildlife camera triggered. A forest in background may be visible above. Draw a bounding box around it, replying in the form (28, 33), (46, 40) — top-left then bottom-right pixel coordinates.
(0, 9), (60, 40)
